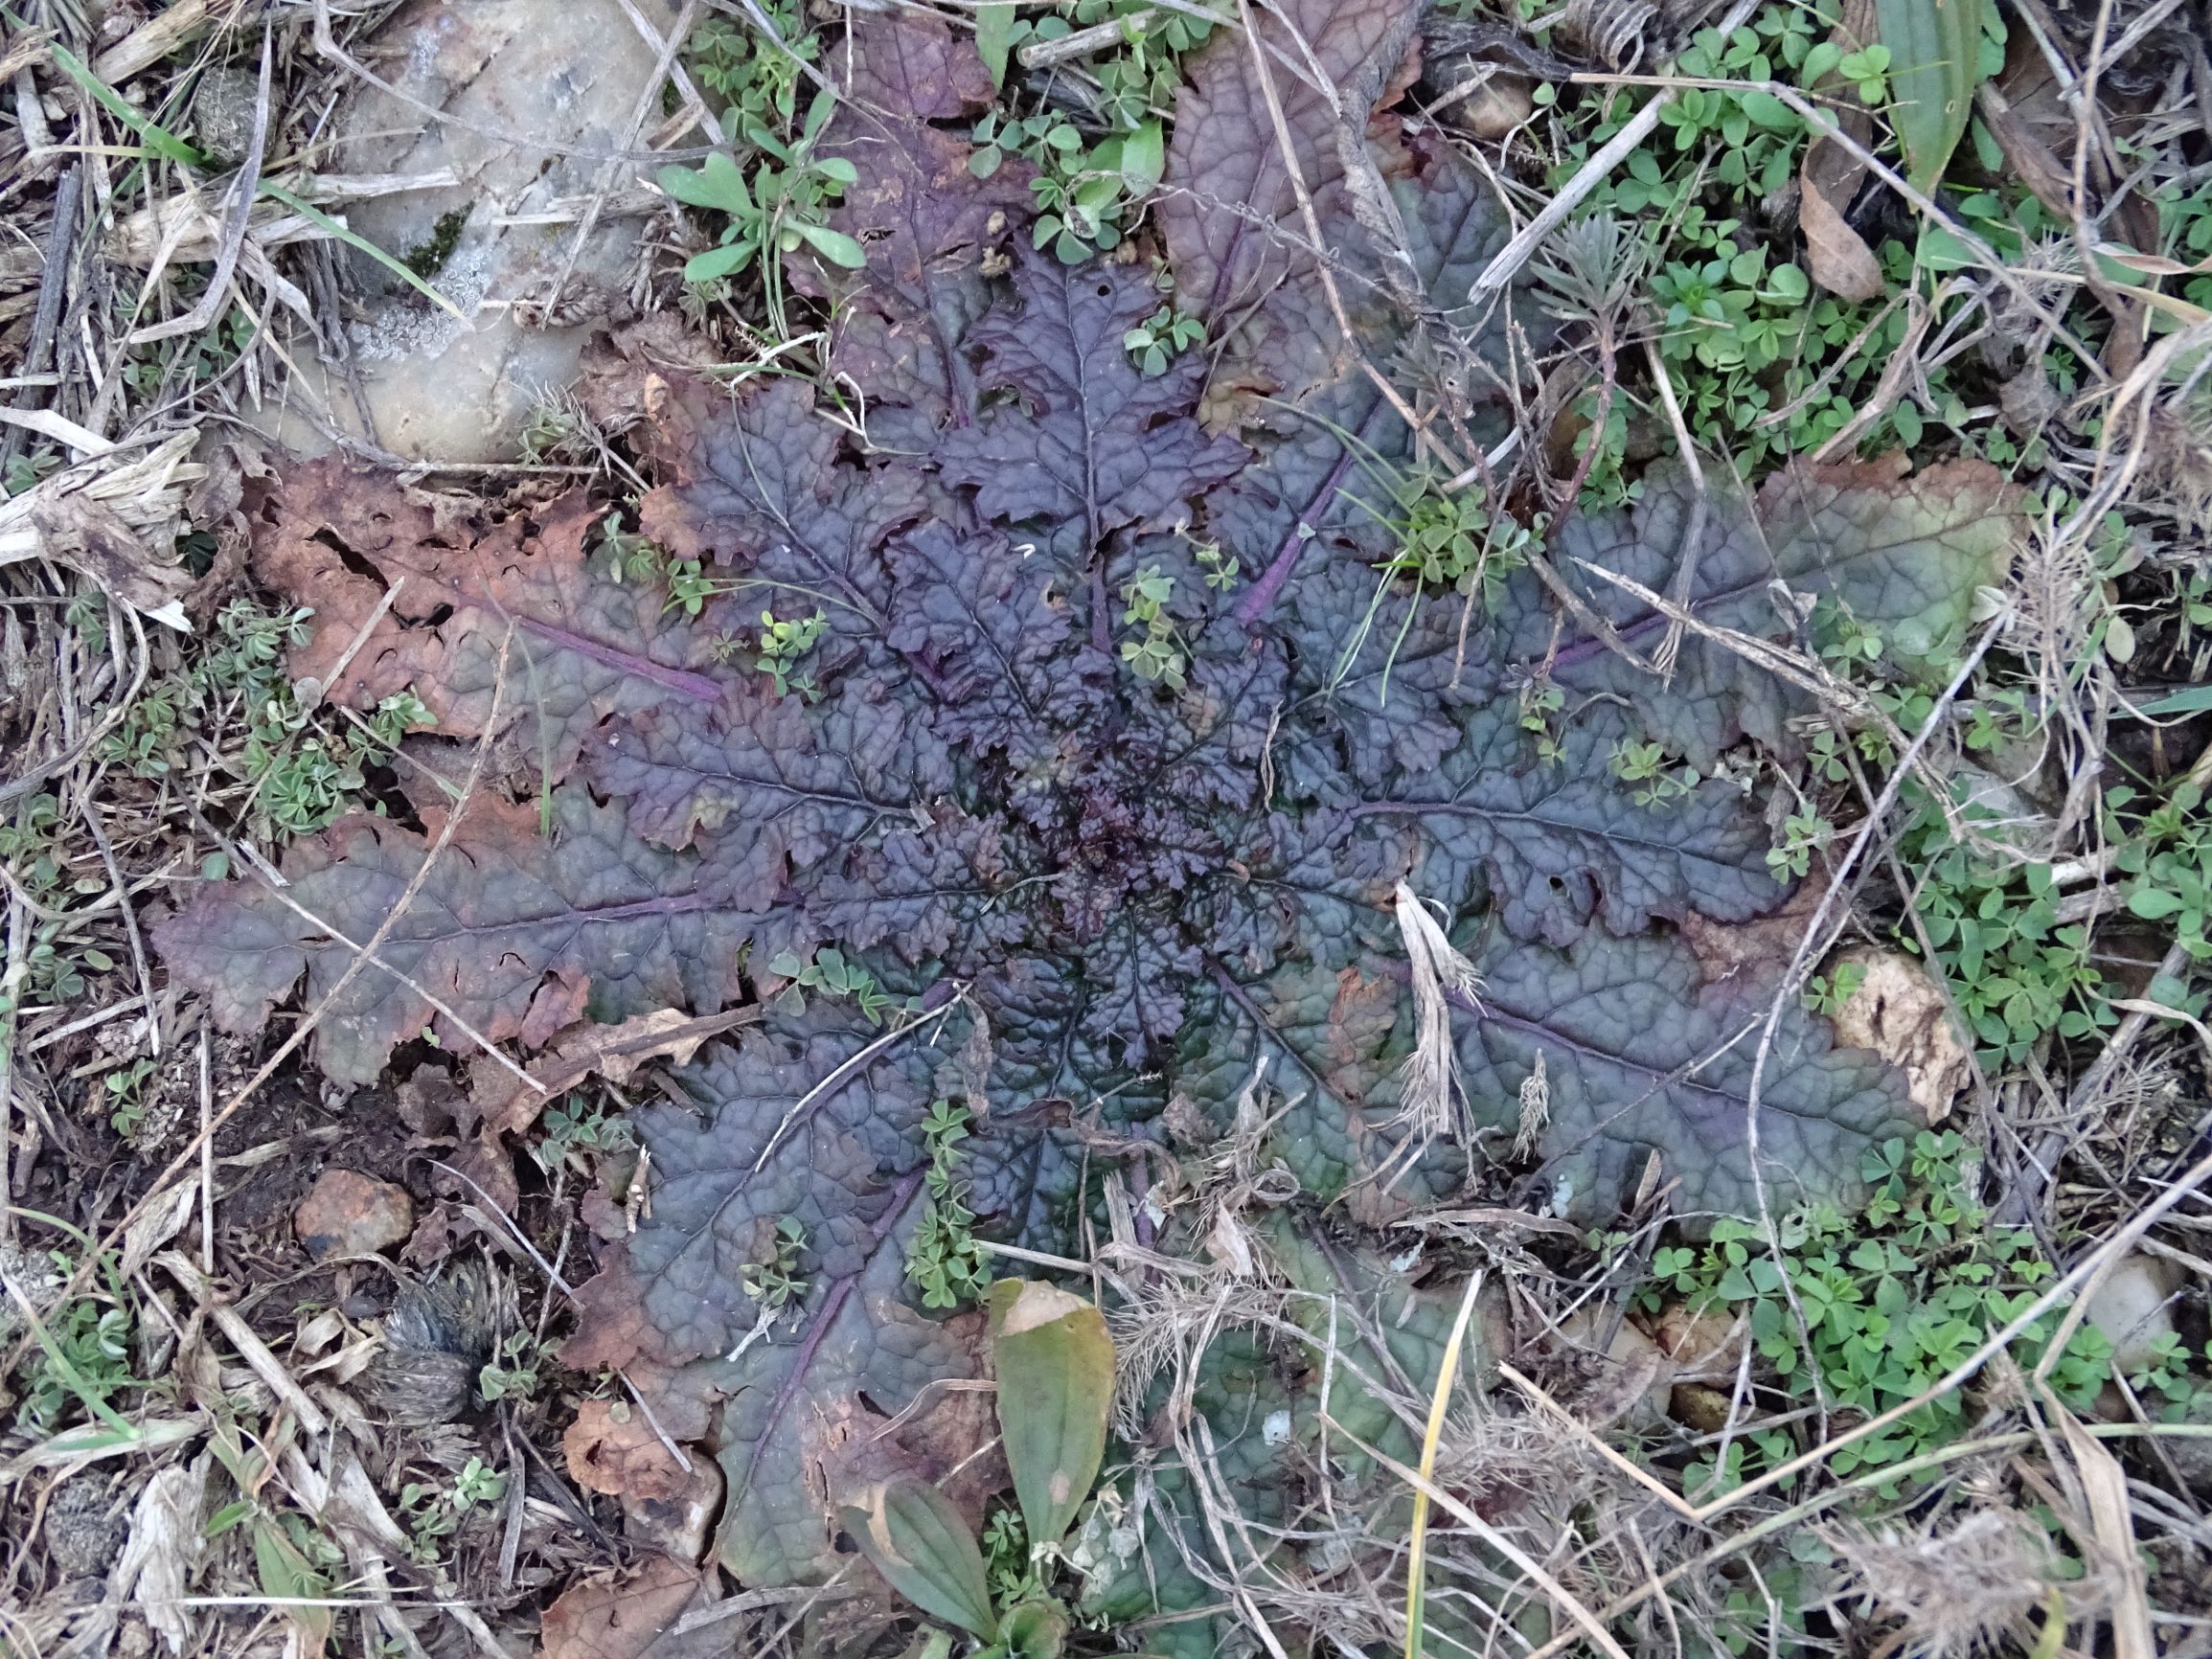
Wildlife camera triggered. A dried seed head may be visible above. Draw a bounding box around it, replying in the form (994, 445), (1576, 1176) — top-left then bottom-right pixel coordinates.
(1557, 0), (1657, 71)
(368, 1263), (503, 1426)
(1826, 1511), (2063, 1658)
(1376, 882), (1484, 1190)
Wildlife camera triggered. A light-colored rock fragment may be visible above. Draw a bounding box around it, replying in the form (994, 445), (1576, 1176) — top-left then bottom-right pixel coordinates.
(2086, 1252), (2182, 1375)
(1828, 947), (1973, 1125)
(1556, 1307), (1675, 1431)
(265, 0), (684, 461)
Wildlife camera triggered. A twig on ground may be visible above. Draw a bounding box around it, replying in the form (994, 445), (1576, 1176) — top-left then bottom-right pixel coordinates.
(1997, 937), (2199, 1226)
(541, 0), (706, 320)
(0, 162), (82, 476)
(1640, 338), (1707, 680)
(1469, 0), (1761, 299)
(1233, 0), (1466, 476)
(0, 895), (23, 1240)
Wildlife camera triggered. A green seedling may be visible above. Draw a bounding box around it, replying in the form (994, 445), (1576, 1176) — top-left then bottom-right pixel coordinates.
(1642, 1132), (2118, 1495)
(766, 946), (917, 1026)
(1609, 739), (1695, 808)
(533, 1095), (633, 1180)
(658, 87), (864, 333)
(399, 1457), (509, 1564)
(103, 1057), (157, 1140)
(689, 0), (818, 132)
(909, 1101), (989, 1310)
(741, 1216), (810, 1313)
(1118, 564), (1184, 689)
(477, 1330), (548, 1403)
(1123, 305), (1203, 376)
(1805, 959), (1867, 1017)
(756, 607), (827, 699)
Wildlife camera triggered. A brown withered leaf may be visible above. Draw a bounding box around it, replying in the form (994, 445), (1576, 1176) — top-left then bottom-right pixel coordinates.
(247, 458), (729, 781)
(1797, 0), (1881, 302)
(540, 1554), (718, 1659)
(563, 1399), (698, 1502)
(1679, 875), (1828, 989)
(1800, 164), (1882, 304)
(32, 494), (195, 622)
(1827, 947), (1972, 1125)
(151, 788), (759, 1088)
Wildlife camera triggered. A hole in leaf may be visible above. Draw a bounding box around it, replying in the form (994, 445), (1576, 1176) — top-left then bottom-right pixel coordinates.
(311, 529), (391, 591)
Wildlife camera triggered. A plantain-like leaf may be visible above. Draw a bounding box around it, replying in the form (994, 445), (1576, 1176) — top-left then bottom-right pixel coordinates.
(842, 1477), (1000, 1638)
(999, 1600), (1070, 1659)
(840, 1477), (999, 1636)
(1876, 0), (1982, 194)
(987, 1279), (1115, 1552)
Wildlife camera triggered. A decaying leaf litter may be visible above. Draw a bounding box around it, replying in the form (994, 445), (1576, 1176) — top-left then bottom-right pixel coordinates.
(4, 0), (2212, 1653)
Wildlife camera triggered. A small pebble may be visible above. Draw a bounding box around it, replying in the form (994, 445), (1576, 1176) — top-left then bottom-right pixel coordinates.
(191, 67), (262, 168)
(623, 1455), (724, 1565)
(294, 1170), (415, 1260)
(43, 1480), (124, 1579)
(2086, 1252), (2182, 1375)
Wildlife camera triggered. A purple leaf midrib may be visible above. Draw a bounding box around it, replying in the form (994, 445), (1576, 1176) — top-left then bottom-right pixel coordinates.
(513, 613), (723, 704)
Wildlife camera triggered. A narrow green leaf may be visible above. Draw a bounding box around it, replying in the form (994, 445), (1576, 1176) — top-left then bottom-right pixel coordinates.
(1876, 0), (1983, 194)
(683, 241), (753, 284)
(2141, 686), (2212, 717)
(988, 1280), (1114, 1554)
(840, 1478), (998, 1639)
(49, 42), (204, 165)
(257, 181), (467, 322)
(659, 154), (753, 216)
(252, 1518), (336, 1650)
(977, 1), (1018, 88)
